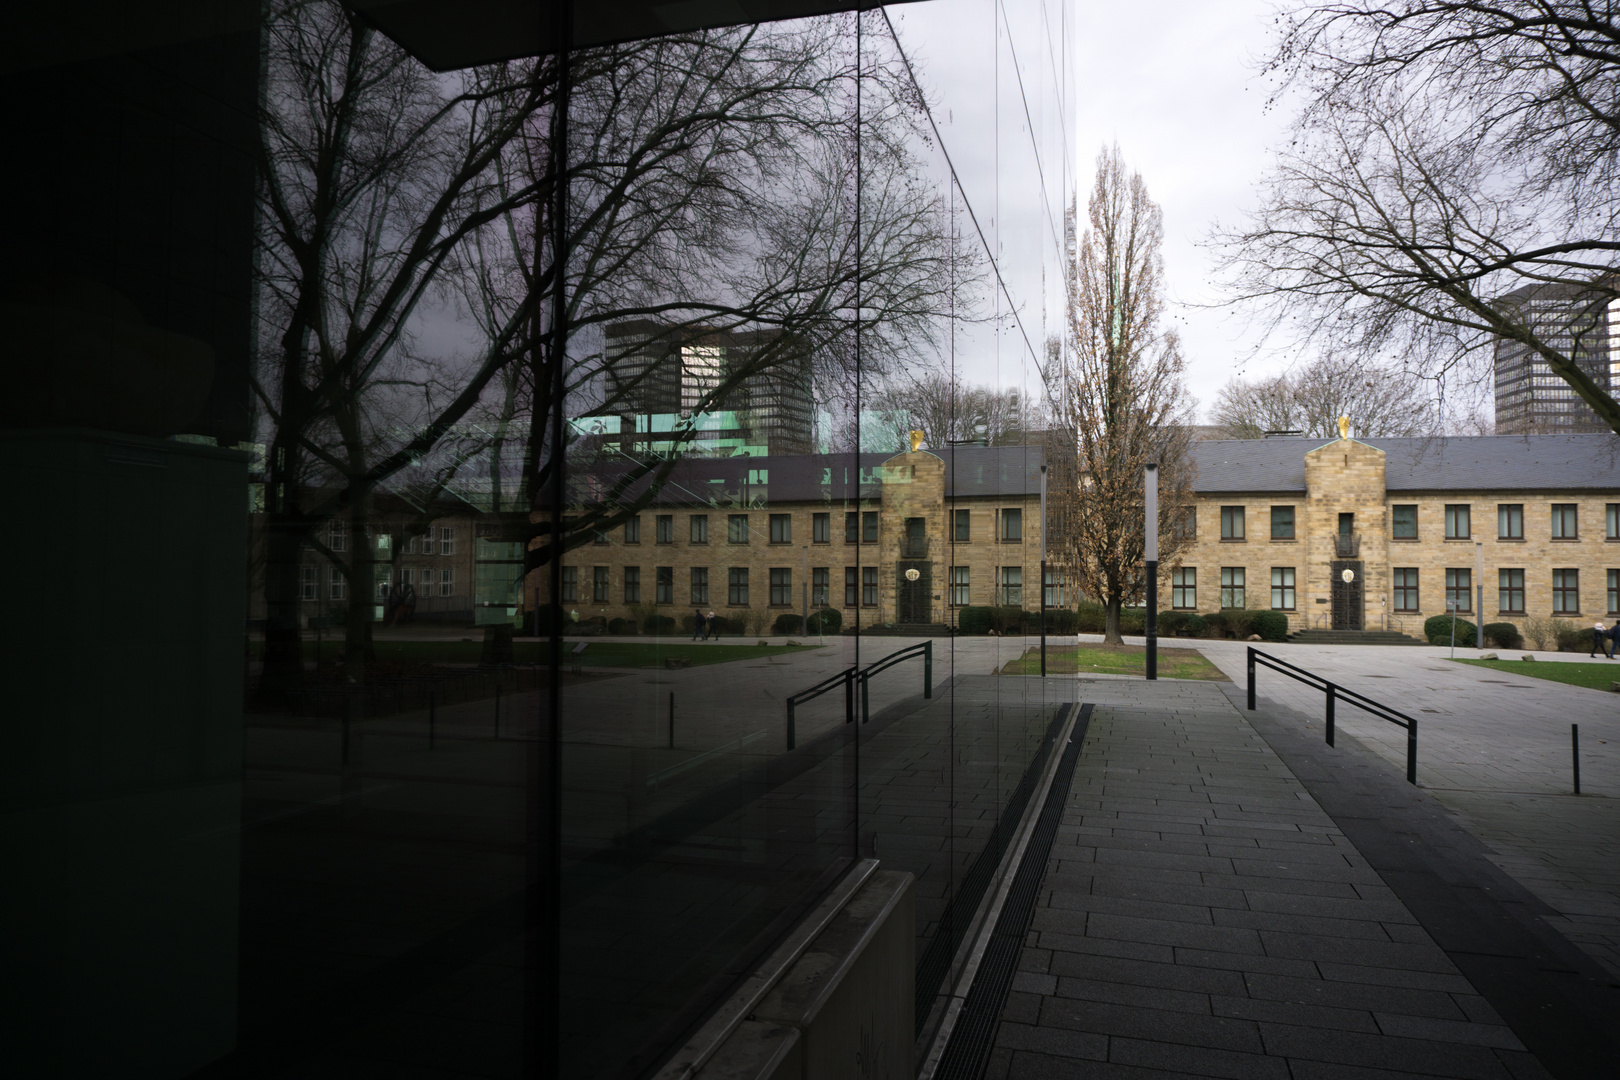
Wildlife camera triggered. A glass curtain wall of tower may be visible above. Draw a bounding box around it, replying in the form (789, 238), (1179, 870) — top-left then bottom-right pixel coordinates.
(1, 1), (1072, 1077)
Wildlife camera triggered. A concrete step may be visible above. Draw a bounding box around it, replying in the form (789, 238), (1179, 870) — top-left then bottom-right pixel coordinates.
(1286, 630), (1427, 646)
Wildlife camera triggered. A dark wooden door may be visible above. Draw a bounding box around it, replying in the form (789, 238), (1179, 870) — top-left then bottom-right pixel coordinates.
(1330, 560), (1363, 630)
(897, 564), (931, 623)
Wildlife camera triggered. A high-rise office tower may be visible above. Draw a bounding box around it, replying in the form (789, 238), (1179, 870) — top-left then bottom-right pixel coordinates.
(1493, 281), (1618, 433)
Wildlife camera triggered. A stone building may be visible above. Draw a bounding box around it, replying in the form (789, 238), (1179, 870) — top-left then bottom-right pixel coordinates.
(1178, 432), (1620, 634)
(546, 444), (1056, 630)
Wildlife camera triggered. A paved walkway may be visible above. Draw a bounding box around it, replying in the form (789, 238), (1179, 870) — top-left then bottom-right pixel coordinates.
(984, 677), (1618, 1080)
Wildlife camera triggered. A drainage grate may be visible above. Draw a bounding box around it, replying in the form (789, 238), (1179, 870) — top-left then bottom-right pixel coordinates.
(913, 703), (1071, 1036)
(933, 704), (1091, 1080)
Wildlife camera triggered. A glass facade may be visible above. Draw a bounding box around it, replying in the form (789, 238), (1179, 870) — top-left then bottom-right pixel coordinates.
(5, 1), (1075, 1076)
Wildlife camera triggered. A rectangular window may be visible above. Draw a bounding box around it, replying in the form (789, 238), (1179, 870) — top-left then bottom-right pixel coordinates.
(377, 575), (391, 599)
(300, 566), (318, 601)
(728, 514), (749, 544)
(624, 517), (641, 543)
(1270, 506), (1295, 541)
(770, 568), (792, 605)
(329, 567), (346, 601)
(401, 567), (415, 587)
(1000, 508), (1022, 541)
(329, 520), (347, 552)
(420, 568), (434, 592)
(1498, 504), (1523, 540)
(656, 515), (674, 544)
(623, 567), (641, 603)
(593, 567), (610, 603)
(690, 514), (709, 543)
(949, 566), (970, 606)
(999, 566), (1022, 606)
(438, 567), (453, 597)
(863, 511), (878, 543)
(1220, 506), (1245, 541)
(1444, 504), (1470, 539)
(1220, 567), (1245, 609)
(954, 509), (970, 542)
(1392, 568), (1419, 613)
(813, 513), (830, 543)
(812, 567), (829, 607)
(1553, 568), (1579, 614)
(1172, 567), (1195, 610)
(1552, 504), (1578, 539)
(690, 567), (709, 605)
(561, 566), (578, 602)
(1391, 505), (1417, 540)
(1174, 506), (1196, 542)
(656, 566), (673, 604)
(1043, 568), (1066, 607)
(406, 534), (419, 555)
(728, 567), (749, 606)
(769, 514), (792, 543)
(420, 528), (435, 555)
(862, 566), (878, 606)
(845, 511), (859, 543)
(844, 567), (858, 606)
(593, 528), (609, 545)
(1609, 569), (1618, 615)
(1445, 569), (1472, 613)
(1271, 567), (1296, 610)
(439, 526), (455, 555)
(1608, 504), (1619, 540)
(1499, 568), (1525, 614)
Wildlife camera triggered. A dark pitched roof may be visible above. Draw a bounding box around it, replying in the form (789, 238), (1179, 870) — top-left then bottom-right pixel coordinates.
(1191, 434), (1620, 493)
(941, 444), (1047, 497)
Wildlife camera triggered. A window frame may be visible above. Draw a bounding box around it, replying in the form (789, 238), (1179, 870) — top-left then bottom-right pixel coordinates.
(328, 567), (346, 601)
(439, 526), (455, 555)
(1498, 504), (1524, 540)
(690, 566), (709, 605)
(845, 511), (859, 544)
(1171, 567), (1195, 610)
(953, 508), (970, 542)
(655, 566), (674, 604)
(812, 567), (829, 607)
(1043, 567), (1066, 607)
(1552, 503), (1578, 540)
(1391, 504), (1418, 540)
(1270, 567), (1296, 611)
(623, 566), (641, 603)
(727, 514), (750, 544)
(690, 514), (709, 544)
(949, 565), (969, 606)
(1445, 568), (1472, 614)
(862, 511), (878, 544)
(420, 527), (435, 555)
(623, 517), (641, 544)
(813, 512), (830, 543)
(1552, 568), (1579, 614)
(1444, 504), (1470, 540)
(1608, 504), (1619, 541)
(1219, 566), (1245, 609)
(437, 567), (453, 597)
(844, 566), (858, 607)
(561, 565), (578, 602)
(593, 567), (610, 603)
(999, 508), (1022, 542)
(998, 565), (1022, 606)
(862, 566), (878, 606)
(1270, 506), (1295, 541)
(1609, 568), (1619, 615)
(300, 565), (318, 601)
(769, 513), (792, 544)
(655, 515), (674, 544)
(727, 567), (749, 606)
(1498, 568), (1525, 614)
(1220, 506), (1245, 541)
(1392, 567), (1419, 613)
(769, 568), (792, 606)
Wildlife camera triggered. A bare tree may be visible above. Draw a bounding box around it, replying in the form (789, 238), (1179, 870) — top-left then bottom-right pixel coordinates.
(1211, 353), (1438, 438)
(870, 372), (1043, 450)
(1051, 148), (1196, 644)
(1216, 1), (1620, 436)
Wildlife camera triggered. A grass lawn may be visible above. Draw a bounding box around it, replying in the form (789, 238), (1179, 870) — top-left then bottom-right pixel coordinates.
(1451, 657), (1620, 692)
(251, 638), (816, 668)
(998, 643), (1229, 681)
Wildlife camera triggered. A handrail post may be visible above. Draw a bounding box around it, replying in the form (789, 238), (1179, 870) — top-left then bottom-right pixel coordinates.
(924, 640), (932, 699)
(1325, 683), (1335, 747)
(1407, 716), (1417, 785)
(844, 668), (854, 725)
(786, 700), (796, 750)
(1246, 647), (1256, 710)
(861, 671), (870, 724)
(429, 691), (436, 751)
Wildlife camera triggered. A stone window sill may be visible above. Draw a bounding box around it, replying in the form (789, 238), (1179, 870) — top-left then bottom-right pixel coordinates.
(1497, 537), (1524, 543)
(1220, 538), (1246, 543)
(1391, 536), (1419, 542)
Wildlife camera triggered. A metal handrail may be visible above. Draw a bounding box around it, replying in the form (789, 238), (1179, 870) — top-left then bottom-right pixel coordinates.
(783, 640), (935, 749)
(1245, 646), (1418, 784)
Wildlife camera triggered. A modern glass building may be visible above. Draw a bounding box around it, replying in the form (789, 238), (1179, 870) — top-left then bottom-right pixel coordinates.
(3, 1), (1074, 1076)
(1493, 281), (1619, 433)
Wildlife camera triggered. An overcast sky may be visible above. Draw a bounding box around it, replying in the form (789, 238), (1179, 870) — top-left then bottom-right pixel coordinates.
(1069, 0), (1299, 415)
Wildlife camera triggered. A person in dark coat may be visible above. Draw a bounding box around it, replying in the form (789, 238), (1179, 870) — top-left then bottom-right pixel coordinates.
(692, 609), (706, 641)
(1607, 621), (1618, 659)
(1592, 620), (1609, 658)
(706, 610), (719, 641)
(400, 582), (417, 625)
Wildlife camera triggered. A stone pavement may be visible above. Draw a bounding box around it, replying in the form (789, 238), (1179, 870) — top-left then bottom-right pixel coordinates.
(985, 677), (1618, 1080)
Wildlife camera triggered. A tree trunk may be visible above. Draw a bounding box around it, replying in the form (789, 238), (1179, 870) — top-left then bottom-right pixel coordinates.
(344, 492), (377, 667)
(1103, 596), (1123, 646)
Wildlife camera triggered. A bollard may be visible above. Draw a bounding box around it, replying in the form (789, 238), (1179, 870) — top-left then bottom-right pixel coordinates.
(787, 701), (796, 750)
(1573, 723), (1581, 795)
(1406, 716), (1417, 786)
(669, 691), (675, 750)
(1246, 648), (1256, 710)
(924, 640), (933, 699)
(494, 681), (501, 739)
(1325, 683), (1336, 747)
(429, 690), (436, 750)
(861, 673), (870, 724)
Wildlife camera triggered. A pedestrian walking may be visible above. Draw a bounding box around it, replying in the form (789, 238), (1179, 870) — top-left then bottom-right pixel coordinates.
(1591, 620), (1608, 657)
(691, 608), (705, 641)
(706, 610), (718, 641)
(1608, 621), (1618, 659)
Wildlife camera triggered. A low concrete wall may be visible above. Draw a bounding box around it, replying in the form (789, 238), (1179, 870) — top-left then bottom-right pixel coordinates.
(695, 869), (915, 1080)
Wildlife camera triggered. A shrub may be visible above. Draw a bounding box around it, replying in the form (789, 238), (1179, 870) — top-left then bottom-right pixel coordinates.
(706, 615), (740, 637)
(773, 612), (806, 635)
(958, 606), (994, 634)
(1483, 622), (1523, 650)
(1074, 602), (1107, 633)
(607, 617), (636, 635)
(807, 607), (842, 635)
(1182, 614), (1209, 638)
(1157, 611), (1188, 635)
(1043, 608), (1080, 634)
(1423, 614), (1477, 647)
(1250, 610), (1289, 642)
(643, 614), (675, 636)
(1521, 614), (1555, 650)
(1207, 609), (1254, 639)
(992, 605), (1028, 633)
(1554, 619), (1587, 651)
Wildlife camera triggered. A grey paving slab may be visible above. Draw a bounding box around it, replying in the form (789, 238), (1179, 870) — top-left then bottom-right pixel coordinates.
(987, 678), (1566, 1080)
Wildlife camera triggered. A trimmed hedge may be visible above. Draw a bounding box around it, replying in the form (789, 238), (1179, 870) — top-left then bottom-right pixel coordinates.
(1556, 627), (1590, 652)
(1423, 614), (1477, 647)
(1250, 610), (1289, 642)
(1182, 614), (1208, 638)
(607, 617), (637, 635)
(1157, 611), (1188, 635)
(807, 607), (842, 634)
(958, 606), (994, 634)
(772, 613), (806, 635)
(1483, 622), (1523, 649)
(1206, 610), (1254, 639)
(643, 614), (675, 635)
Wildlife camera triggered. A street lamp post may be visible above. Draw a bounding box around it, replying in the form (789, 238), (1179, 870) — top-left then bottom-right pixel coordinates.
(1474, 542), (1484, 649)
(1145, 463), (1158, 681)
(1039, 464), (1048, 677)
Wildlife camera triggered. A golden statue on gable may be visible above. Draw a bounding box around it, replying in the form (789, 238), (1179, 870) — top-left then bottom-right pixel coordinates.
(1337, 415), (1350, 440)
(909, 429), (925, 452)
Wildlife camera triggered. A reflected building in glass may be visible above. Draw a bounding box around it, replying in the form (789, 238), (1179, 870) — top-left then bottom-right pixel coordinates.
(3, 0), (1075, 1076)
